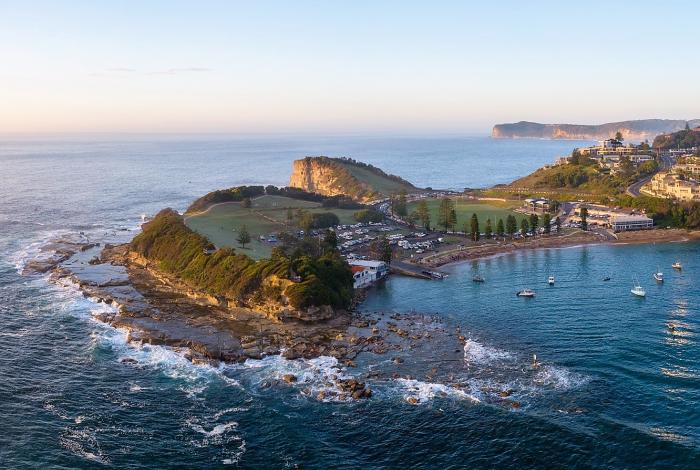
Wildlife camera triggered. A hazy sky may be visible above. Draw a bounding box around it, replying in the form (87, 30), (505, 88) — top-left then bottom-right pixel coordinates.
(1, 0), (698, 134)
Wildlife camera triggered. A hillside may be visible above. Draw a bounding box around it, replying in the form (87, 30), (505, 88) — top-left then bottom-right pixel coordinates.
(652, 127), (700, 150)
(507, 155), (659, 196)
(131, 208), (354, 315)
(289, 156), (417, 202)
(492, 119), (700, 141)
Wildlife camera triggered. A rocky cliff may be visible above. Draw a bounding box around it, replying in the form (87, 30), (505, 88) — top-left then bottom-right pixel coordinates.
(492, 119), (700, 142)
(289, 157), (416, 202)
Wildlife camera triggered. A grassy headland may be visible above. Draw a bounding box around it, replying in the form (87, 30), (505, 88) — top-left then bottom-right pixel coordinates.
(132, 208), (354, 312)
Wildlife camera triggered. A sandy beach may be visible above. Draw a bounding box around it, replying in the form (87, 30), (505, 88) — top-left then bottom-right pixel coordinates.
(413, 229), (700, 269)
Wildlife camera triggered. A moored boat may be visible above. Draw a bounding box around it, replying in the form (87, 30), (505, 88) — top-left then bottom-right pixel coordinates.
(472, 275), (485, 283)
(672, 261), (682, 270)
(653, 269), (663, 282)
(631, 278), (646, 297)
(548, 276), (555, 285)
(516, 288), (535, 298)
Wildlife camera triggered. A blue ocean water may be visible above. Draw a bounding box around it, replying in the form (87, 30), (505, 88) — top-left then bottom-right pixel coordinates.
(1, 135), (698, 468)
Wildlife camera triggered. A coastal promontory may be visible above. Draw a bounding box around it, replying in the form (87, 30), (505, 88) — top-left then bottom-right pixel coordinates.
(289, 156), (417, 202)
(492, 119), (700, 141)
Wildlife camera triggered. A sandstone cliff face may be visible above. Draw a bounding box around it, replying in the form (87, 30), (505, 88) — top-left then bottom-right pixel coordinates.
(289, 158), (375, 202)
(492, 119), (700, 142)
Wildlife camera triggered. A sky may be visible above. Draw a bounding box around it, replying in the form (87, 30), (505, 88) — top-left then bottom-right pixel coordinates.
(0, 0), (698, 135)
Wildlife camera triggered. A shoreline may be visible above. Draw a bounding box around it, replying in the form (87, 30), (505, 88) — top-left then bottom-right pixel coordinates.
(402, 229), (700, 270)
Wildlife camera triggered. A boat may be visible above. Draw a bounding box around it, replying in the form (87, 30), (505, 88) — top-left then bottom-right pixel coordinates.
(672, 261), (682, 270)
(653, 269), (664, 283)
(472, 275), (485, 283)
(602, 276), (611, 282)
(631, 278), (646, 297)
(547, 276), (555, 285)
(516, 289), (536, 298)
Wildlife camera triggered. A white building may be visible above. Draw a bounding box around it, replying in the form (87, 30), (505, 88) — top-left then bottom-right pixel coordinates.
(349, 259), (389, 288)
(609, 215), (653, 232)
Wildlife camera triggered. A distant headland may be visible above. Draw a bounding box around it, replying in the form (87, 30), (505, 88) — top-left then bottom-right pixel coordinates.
(492, 119), (700, 141)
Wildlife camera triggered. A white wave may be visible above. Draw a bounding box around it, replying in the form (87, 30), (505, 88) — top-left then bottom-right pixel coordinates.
(188, 419), (239, 437)
(463, 338), (512, 365)
(396, 378), (480, 404)
(240, 354), (356, 402)
(533, 365), (588, 390)
(8, 229), (72, 273)
(185, 415), (246, 465)
(48, 275), (241, 391)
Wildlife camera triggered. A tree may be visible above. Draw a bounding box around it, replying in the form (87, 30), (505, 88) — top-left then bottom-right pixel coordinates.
(529, 213), (539, 234)
(484, 218), (493, 239)
(520, 218), (529, 235)
(506, 215), (517, 238)
(242, 197), (252, 208)
(392, 190), (408, 217)
(416, 200), (431, 230)
(615, 131), (624, 141)
(438, 197), (456, 231)
(496, 218), (505, 237)
(406, 211), (418, 228)
(543, 213), (551, 234)
(370, 236), (392, 264)
(470, 213), (480, 241)
(555, 216), (562, 232)
(580, 207), (588, 231)
(323, 230), (338, 251)
(237, 225), (251, 248)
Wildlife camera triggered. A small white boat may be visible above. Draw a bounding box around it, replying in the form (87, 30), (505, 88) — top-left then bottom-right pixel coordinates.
(672, 261), (682, 270)
(548, 276), (555, 285)
(653, 269), (663, 282)
(516, 289), (536, 298)
(472, 275), (485, 283)
(631, 278), (646, 297)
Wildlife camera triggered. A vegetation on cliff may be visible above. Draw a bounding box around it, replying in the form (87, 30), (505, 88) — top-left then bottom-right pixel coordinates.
(653, 126), (700, 151)
(509, 150), (659, 195)
(132, 208), (353, 310)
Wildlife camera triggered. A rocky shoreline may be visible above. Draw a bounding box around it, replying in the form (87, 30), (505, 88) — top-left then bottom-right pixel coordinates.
(27, 239), (462, 379)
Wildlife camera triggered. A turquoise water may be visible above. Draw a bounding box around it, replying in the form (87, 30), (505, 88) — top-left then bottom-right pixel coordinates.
(1, 136), (698, 468)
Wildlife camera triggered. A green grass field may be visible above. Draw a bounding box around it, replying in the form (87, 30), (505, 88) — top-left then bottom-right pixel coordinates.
(337, 162), (416, 196)
(407, 198), (528, 231)
(185, 195), (358, 259)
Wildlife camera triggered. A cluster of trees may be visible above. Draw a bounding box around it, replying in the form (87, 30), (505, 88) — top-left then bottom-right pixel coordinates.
(437, 197), (457, 231)
(615, 195), (700, 229)
(353, 208), (384, 223)
(132, 209), (353, 310)
(294, 210), (340, 231)
(401, 197), (561, 239)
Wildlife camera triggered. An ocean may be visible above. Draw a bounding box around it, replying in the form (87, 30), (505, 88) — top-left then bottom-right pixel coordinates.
(1, 135), (698, 468)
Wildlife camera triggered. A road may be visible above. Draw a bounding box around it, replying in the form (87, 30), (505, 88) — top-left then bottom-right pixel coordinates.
(625, 153), (674, 197)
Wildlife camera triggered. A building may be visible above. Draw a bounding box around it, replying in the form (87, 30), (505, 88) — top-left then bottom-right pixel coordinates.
(580, 139), (640, 157)
(674, 156), (700, 177)
(349, 259), (389, 288)
(523, 197), (551, 212)
(609, 215), (653, 232)
(351, 265), (374, 288)
(649, 171), (700, 201)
